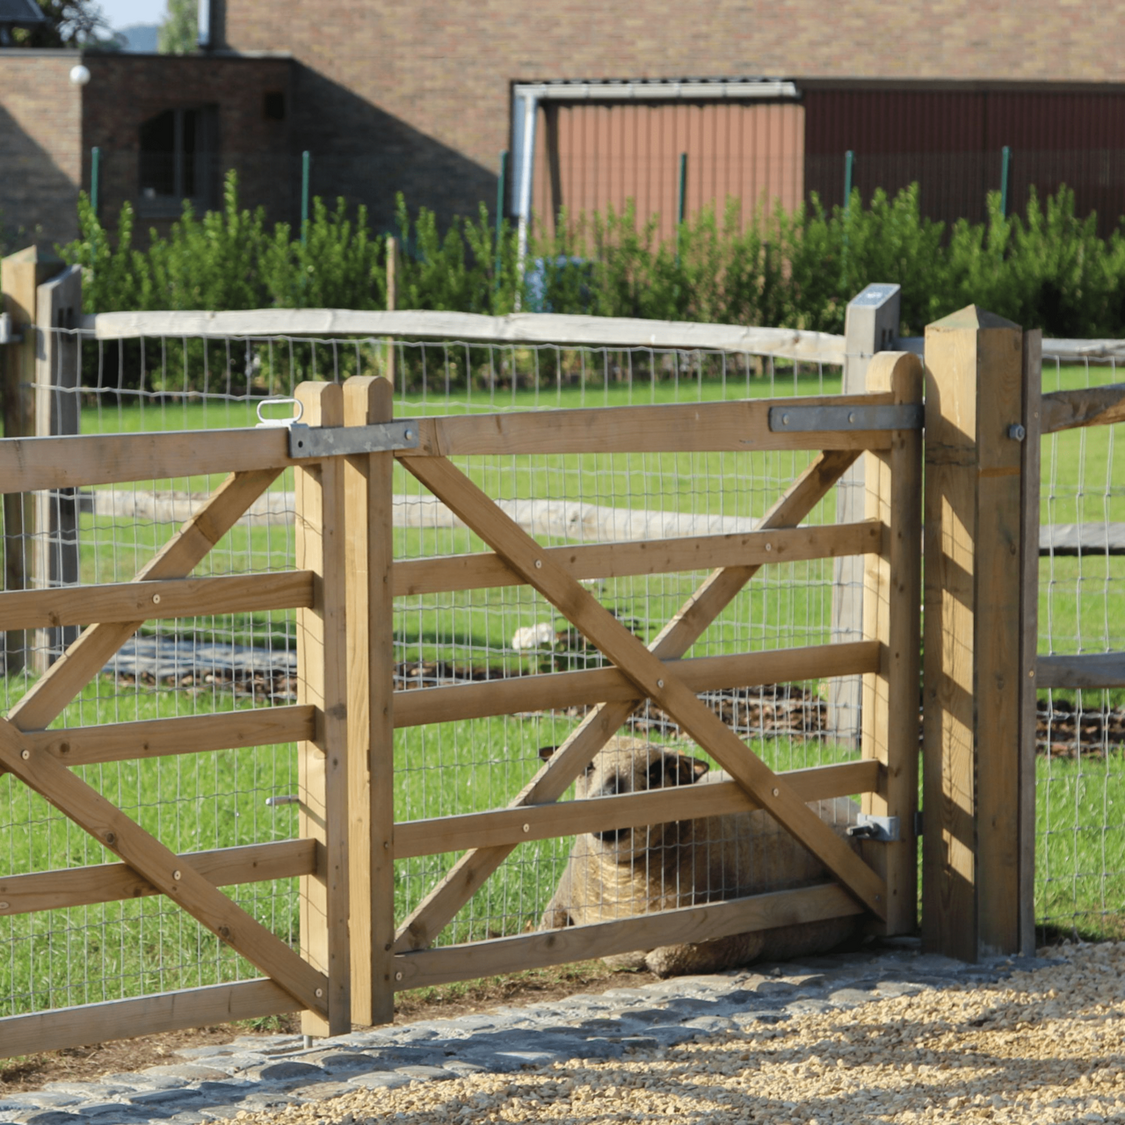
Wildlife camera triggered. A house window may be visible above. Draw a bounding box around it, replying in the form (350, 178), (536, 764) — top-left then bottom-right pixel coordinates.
(138, 106), (217, 216)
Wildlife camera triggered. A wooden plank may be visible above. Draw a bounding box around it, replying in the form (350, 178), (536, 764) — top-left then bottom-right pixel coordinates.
(394, 884), (863, 990)
(394, 759), (881, 858)
(86, 307), (847, 364)
(860, 352), (923, 936)
(1041, 382), (1125, 433)
(0, 839), (316, 915)
(393, 448), (860, 952)
(1036, 652), (1125, 689)
(0, 428), (290, 493)
(294, 381), (351, 1037)
(0, 718), (328, 1017)
(8, 468), (284, 734)
(401, 456), (887, 918)
(1019, 332), (1043, 958)
(0, 979), (300, 1060)
(2, 248), (64, 675)
(0, 572), (314, 630)
(392, 640), (882, 728)
(32, 264), (83, 670)
(394, 522), (880, 597)
(343, 375), (397, 1027)
(19, 706), (314, 766)
(922, 307), (1024, 962)
(408, 395), (895, 457)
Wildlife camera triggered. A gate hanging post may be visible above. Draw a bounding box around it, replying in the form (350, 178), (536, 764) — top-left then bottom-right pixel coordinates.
(343, 375), (397, 1027)
(861, 350), (923, 936)
(294, 380), (352, 1036)
(921, 306), (1037, 961)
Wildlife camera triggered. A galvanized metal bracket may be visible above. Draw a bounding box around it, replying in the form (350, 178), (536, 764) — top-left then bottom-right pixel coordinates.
(846, 813), (901, 842)
(287, 420), (420, 459)
(768, 404), (924, 433)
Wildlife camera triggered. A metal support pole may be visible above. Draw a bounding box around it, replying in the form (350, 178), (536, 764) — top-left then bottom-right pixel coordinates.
(1000, 145), (1011, 217)
(676, 152), (687, 262)
(301, 150), (311, 244)
(495, 149), (508, 288)
(844, 150), (854, 210)
(90, 146), (100, 219)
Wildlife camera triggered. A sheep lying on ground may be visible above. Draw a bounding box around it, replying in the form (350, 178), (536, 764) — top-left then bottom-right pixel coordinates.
(540, 736), (867, 977)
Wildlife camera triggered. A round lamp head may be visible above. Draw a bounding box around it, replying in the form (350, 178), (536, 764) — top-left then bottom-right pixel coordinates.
(69, 64), (92, 87)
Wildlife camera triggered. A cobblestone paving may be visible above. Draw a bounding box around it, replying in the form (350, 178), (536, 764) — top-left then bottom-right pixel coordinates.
(0, 938), (1058, 1125)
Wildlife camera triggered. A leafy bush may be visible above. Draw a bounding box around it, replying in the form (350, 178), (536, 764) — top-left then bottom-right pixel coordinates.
(60, 170), (1125, 345)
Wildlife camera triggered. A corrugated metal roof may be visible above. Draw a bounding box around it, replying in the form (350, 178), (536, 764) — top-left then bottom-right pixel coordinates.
(0, 0), (46, 24)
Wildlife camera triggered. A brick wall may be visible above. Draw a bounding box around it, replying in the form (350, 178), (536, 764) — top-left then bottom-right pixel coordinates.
(0, 53), (83, 250)
(83, 54), (295, 237)
(214, 0), (1125, 229)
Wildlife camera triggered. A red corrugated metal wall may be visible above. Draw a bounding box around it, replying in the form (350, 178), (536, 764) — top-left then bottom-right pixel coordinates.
(803, 87), (1125, 234)
(531, 100), (804, 241)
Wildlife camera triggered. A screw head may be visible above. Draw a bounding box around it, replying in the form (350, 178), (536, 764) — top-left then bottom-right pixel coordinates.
(152, 593), (161, 605)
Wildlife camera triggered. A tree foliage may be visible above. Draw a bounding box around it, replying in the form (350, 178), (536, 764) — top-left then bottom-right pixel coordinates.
(157, 0), (197, 54)
(8, 0), (119, 48)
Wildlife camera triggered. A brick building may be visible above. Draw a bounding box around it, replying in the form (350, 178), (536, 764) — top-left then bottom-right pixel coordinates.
(3, 0), (1125, 250)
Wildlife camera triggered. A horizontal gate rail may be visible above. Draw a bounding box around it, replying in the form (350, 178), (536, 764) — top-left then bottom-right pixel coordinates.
(8, 979), (302, 1060)
(408, 394), (899, 455)
(18, 705), (314, 766)
(394, 760), (881, 859)
(0, 839), (317, 915)
(0, 572), (313, 629)
(1040, 381), (1125, 433)
(394, 884), (865, 991)
(394, 522), (880, 596)
(393, 640), (881, 728)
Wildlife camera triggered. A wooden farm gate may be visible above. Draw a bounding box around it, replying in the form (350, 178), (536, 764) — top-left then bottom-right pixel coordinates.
(0, 353), (924, 1052)
(0, 381), (356, 1054)
(352, 352), (924, 1022)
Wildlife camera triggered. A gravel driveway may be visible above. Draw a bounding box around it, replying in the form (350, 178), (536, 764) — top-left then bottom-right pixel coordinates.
(221, 940), (1123, 1125)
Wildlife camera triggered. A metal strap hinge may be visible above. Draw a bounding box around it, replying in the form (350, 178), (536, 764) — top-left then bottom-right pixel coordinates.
(287, 421), (420, 458)
(768, 404), (924, 432)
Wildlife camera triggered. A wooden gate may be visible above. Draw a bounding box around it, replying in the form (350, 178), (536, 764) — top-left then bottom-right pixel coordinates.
(0, 381), (352, 1054)
(345, 353), (924, 1022)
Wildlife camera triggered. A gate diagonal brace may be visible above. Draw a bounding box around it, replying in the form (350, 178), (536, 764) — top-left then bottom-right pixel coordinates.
(0, 717), (330, 1019)
(400, 454), (887, 921)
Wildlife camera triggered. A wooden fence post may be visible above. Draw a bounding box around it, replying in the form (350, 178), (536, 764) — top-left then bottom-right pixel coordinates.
(33, 265), (83, 671)
(922, 306), (1034, 960)
(294, 380), (351, 1036)
(343, 375), (396, 1026)
(829, 283), (901, 744)
(1, 247), (68, 674)
(861, 350), (923, 936)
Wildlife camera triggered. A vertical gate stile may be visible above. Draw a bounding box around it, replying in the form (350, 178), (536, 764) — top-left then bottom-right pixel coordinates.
(860, 351), (923, 936)
(343, 376), (397, 1026)
(294, 381), (351, 1036)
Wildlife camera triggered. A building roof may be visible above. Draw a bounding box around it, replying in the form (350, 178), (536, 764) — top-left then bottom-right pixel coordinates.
(0, 0), (46, 26)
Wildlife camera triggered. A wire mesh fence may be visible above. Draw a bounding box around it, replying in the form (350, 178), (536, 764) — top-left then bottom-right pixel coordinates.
(2, 325), (859, 1021)
(1037, 352), (1125, 942)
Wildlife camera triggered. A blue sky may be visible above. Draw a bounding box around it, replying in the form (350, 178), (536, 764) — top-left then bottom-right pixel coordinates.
(100, 0), (166, 28)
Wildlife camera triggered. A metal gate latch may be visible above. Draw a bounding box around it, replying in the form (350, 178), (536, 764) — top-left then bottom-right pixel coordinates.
(846, 814), (900, 842)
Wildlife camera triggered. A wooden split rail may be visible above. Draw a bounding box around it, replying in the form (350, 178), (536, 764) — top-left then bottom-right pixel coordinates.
(0, 355), (925, 1053)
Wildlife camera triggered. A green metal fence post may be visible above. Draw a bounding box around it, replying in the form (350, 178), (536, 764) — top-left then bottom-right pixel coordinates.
(844, 149), (854, 211)
(495, 149), (508, 288)
(90, 146), (100, 219)
(1000, 145), (1011, 217)
(301, 150), (311, 245)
